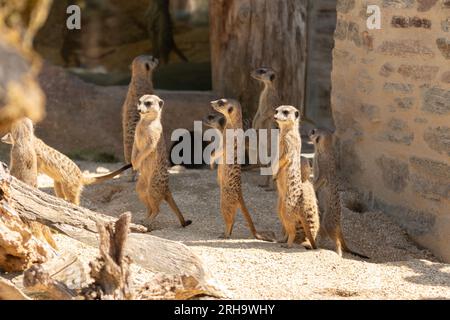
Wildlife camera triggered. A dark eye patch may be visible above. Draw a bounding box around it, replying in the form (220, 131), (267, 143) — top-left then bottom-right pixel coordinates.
(218, 100), (225, 107)
(283, 110), (289, 116)
(145, 101), (151, 107)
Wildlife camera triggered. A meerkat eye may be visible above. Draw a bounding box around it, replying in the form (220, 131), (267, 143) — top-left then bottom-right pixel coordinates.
(259, 69), (266, 74)
(218, 100), (225, 107)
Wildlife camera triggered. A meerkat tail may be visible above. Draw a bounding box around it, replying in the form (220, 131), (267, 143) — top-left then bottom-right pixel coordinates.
(238, 196), (274, 242)
(82, 164), (132, 185)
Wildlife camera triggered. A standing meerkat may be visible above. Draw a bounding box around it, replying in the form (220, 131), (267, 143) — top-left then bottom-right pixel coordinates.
(6, 118), (38, 187)
(203, 113), (226, 170)
(309, 128), (368, 259)
(273, 105), (320, 249)
(211, 99), (273, 241)
(2, 127), (132, 206)
(122, 55), (159, 169)
(132, 94), (191, 228)
(251, 67), (281, 190)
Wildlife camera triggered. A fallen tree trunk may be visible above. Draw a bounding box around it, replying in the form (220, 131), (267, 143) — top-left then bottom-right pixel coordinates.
(0, 277), (31, 300)
(3, 168), (147, 234)
(0, 164), (206, 280)
(0, 164), (55, 272)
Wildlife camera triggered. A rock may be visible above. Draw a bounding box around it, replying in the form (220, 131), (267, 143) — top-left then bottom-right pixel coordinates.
(423, 126), (450, 156)
(34, 63), (215, 161)
(376, 155), (409, 192)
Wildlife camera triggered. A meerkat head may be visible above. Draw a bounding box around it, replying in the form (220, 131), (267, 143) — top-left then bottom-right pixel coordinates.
(274, 105), (300, 128)
(2, 118), (34, 144)
(309, 128), (333, 152)
(131, 55), (159, 77)
(1, 133), (13, 145)
(251, 67), (276, 83)
(210, 98), (241, 121)
(137, 94), (164, 119)
(203, 113), (226, 131)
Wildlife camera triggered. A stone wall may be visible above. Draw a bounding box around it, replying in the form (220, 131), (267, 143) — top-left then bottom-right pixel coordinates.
(331, 0), (450, 261)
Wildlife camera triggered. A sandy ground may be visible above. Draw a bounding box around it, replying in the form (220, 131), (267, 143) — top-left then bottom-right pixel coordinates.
(36, 161), (450, 300)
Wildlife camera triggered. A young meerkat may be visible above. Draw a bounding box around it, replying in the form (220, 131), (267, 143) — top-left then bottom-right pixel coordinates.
(6, 118), (38, 187)
(122, 55), (159, 176)
(132, 94), (191, 228)
(273, 105), (320, 249)
(2, 128), (132, 205)
(251, 67), (281, 190)
(203, 112), (226, 170)
(211, 98), (274, 241)
(309, 128), (369, 259)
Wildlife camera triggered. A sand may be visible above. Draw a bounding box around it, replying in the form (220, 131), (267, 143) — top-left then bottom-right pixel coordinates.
(36, 161), (450, 300)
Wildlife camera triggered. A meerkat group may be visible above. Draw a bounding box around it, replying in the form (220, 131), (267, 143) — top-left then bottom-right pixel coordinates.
(1, 55), (367, 259)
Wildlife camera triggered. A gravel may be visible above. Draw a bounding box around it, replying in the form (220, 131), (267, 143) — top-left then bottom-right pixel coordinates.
(37, 161), (450, 300)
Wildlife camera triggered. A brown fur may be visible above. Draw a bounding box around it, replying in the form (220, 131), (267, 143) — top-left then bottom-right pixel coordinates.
(273, 106), (320, 249)
(2, 121), (131, 205)
(132, 94), (191, 228)
(203, 112), (226, 170)
(310, 128), (369, 259)
(211, 99), (273, 241)
(4, 118), (38, 187)
(251, 67), (281, 190)
(122, 55), (158, 166)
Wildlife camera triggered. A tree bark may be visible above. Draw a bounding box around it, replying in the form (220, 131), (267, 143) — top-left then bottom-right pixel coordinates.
(209, 0), (308, 119)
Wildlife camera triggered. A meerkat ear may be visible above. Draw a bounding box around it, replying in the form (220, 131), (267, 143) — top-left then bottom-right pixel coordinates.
(270, 74), (275, 82)
(159, 100), (164, 108)
(145, 63), (150, 72)
(295, 111), (299, 119)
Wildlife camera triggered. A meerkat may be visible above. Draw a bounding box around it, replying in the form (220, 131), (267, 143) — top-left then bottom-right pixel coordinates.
(203, 113), (226, 170)
(6, 118), (38, 187)
(251, 67), (281, 190)
(122, 55), (159, 178)
(2, 128), (132, 206)
(132, 94), (191, 228)
(273, 105), (320, 249)
(309, 128), (369, 259)
(210, 99), (273, 241)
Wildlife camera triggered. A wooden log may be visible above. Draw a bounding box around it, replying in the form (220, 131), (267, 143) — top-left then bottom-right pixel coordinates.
(0, 164), (55, 272)
(1, 166), (147, 234)
(209, 0), (308, 119)
(0, 277), (31, 300)
(0, 164), (206, 280)
(81, 213), (133, 300)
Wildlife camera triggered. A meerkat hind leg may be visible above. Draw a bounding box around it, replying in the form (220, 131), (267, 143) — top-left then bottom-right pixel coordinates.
(165, 191), (192, 227)
(62, 184), (81, 205)
(53, 182), (66, 200)
(219, 201), (238, 239)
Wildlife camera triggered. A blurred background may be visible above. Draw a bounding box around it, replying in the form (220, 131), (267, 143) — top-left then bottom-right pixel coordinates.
(35, 0), (212, 90)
